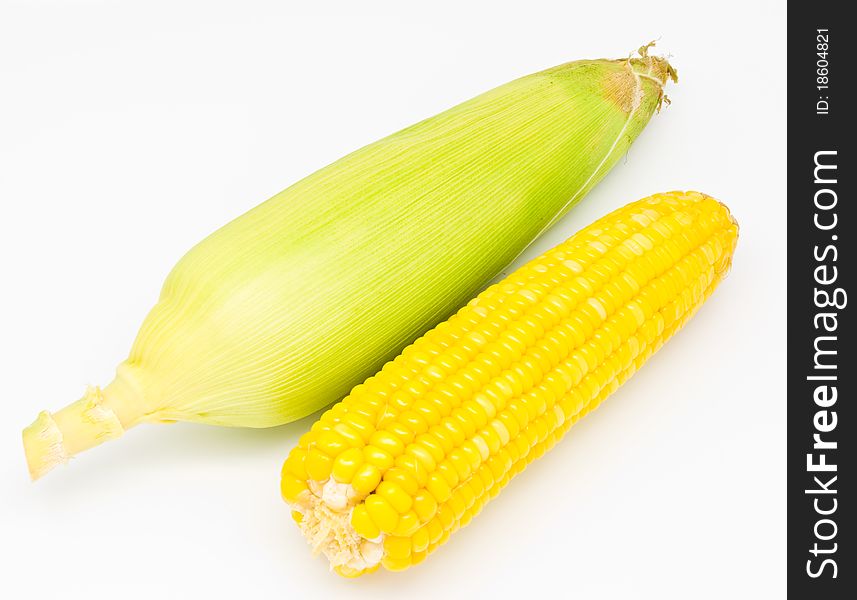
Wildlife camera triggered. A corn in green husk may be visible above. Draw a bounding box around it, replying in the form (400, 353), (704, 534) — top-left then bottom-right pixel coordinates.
(23, 45), (675, 480)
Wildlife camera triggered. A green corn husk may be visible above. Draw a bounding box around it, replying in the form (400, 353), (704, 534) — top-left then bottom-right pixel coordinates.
(23, 45), (676, 480)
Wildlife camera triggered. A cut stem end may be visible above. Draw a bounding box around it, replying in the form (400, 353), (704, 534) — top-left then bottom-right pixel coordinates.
(292, 481), (383, 577)
(22, 386), (126, 480)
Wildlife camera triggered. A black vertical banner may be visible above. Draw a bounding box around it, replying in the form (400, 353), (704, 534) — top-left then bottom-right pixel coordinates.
(788, 2), (853, 597)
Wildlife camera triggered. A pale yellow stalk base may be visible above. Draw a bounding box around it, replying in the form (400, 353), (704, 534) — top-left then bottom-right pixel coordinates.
(22, 371), (144, 480)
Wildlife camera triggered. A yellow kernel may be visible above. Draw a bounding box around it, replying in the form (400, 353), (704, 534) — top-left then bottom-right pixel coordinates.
(310, 420), (331, 434)
(437, 503), (456, 531)
(502, 369), (525, 398)
(525, 424), (540, 447)
(437, 460), (460, 488)
(331, 447), (364, 483)
(315, 430), (350, 456)
(536, 414), (553, 440)
(382, 554), (411, 572)
(364, 494), (399, 533)
(377, 481), (413, 514)
(412, 400), (442, 426)
(332, 422), (364, 447)
(447, 449), (472, 481)
(490, 418), (511, 446)
(342, 412), (375, 441)
(458, 482), (477, 508)
(394, 511), (421, 536)
(305, 447), (333, 481)
(475, 353), (502, 379)
(525, 389), (548, 420)
(334, 564), (367, 578)
(447, 373), (475, 398)
(505, 400), (529, 429)
(297, 431), (315, 449)
(388, 391), (412, 412)
(352, 463), (382, 496)
(563, 258), (584, 273)
(451, 409), (477, 438)
(402, 379), (428, 398)
(400, 411), (429, 435)
(440, 418), (467, 447)
(351, 504), (381, 540)
(291, 510), (303, 523)
(462, 402), (489, 430)
(471, 434), (490, 461)
(429, 386), (456, 411)
(511, 361), (536, 394)
(386, 422), (416, 446)
(414, 434), (445, 463)
(472, 393), (497, 419)
(448, 494), (467, 520)
(406, 443), (437, 473)
(412, 490), (438, 522)
(383, 466), (420, 495)
(403, 348), (431, 365)
(424, 364), (446, 382)
(369, 430), (406, 456)
(462, 362), (491, 389)
(428, 392), (454, 418)
(554, 404), (567, 426)
(383, 536), (412, 559)
(411, 527), (431, 553)
(428, 425), (455, 454)
(395, 453), (429, 487)
(478, 463), (495, 490)
(363, 445), (395, 470)
(460, 441), (483, 471)
(282, 451), (307, 479)
(426, 518), (444, 544)
(495, 449), (513, 475)
(481, 426), (503, 454)
(352, 397), (382, 416)
(328, 400), (352, 419)
(425, 472), (452, 504)
(280, 474), (308, 503)
(468, 471), (486, 498)
(436, 529), (451, 547)
(488, 377), (514, 403)
(628, 301), (646, 326)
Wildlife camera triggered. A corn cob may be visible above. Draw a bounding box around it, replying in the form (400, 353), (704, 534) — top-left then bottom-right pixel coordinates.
(281, 191), (738, 576)
(23, 46), (676, 480)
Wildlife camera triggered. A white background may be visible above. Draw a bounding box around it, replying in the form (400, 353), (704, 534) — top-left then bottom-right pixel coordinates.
(0, 1), (786, 598)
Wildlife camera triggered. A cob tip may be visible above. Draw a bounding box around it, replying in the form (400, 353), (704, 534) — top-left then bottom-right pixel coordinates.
(23, 385), (126, 480)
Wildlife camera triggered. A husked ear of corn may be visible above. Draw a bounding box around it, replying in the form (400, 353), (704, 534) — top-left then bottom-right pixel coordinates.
(23, 46), (676, 480)
(281, 191), (738, 577)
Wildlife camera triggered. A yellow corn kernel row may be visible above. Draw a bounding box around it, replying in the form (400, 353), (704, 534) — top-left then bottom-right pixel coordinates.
(281, 191), (738, 576)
